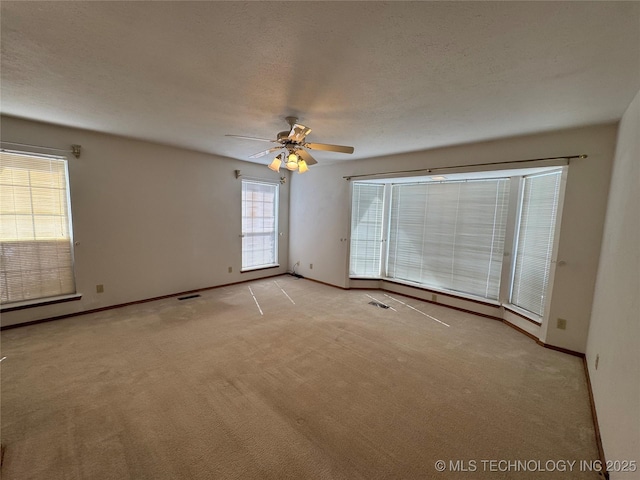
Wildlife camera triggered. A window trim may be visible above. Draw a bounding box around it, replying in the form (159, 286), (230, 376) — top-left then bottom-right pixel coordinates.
(0, 149), (77, 305)
(503, 303), (542, 325)
(508, 169), (564, 317)
(349, 182), (386, 278)
(348, 165), (567, 317)
(241, 265), (280, 274)
(384, 177), (511, 301)
(383, 277), (501, 307)
(240, 179), (279, 272)
(0, 293), (82, 313)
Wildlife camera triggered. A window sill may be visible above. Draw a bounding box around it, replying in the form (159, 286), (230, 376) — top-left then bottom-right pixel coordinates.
(503, 304), (542, 325)
(380, 277), (501, 307)
(0, 293), (83, 313)
(241, 264), (280, 273)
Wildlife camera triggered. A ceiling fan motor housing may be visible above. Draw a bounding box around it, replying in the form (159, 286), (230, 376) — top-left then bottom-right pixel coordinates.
(277, 131), (293, 142)
(227, 117), (353, 164)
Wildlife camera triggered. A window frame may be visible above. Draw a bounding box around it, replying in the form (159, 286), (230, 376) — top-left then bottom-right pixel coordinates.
(0, 149), (77, 306)
(508, 169), (564, 320)
(349, 182), (386, 278)
(240, 179), (280, 272)
(348, 165), (567, 321)
(385, 177), (511, 301)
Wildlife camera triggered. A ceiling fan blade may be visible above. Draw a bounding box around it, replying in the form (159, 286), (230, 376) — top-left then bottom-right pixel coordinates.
(288, 124), (312, 143)
(297, 149), (318, 166)
(225, 134), (276, 143)
(249, 147), (282, 159)
(305, 142), (354, 154)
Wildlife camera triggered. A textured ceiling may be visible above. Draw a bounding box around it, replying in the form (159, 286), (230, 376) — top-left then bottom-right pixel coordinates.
(1, 1), (638, 164)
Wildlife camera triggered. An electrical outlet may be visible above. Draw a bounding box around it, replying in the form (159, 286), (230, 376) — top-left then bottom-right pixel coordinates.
(309, 263), (313, 269)
(431, 294), (437, 302)
(228, 266), (232, 273)
(557, 318), (567, 330)
(595, 354), (599, 370)
(96, 284), (104, 294)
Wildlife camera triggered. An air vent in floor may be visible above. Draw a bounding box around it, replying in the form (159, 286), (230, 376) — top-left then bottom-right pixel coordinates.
(368, 301), (390, 309)
(178, 294), (201, 301)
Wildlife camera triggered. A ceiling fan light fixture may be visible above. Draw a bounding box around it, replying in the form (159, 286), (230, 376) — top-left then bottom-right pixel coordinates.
(268, 155), (282, 172)
(286, 151), (299, 170)
(229, 117), (354, 174)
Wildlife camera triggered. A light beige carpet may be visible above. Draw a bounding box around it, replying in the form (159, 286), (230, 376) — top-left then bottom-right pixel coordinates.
(1, 276), (600, 479)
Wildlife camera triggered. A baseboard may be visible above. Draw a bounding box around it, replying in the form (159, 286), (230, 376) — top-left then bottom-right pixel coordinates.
(305, 277), (608, 478)
(502, 318), (544, 344)
(503, 304), (542, 326)
(582, 357), (609, 480)
(302, 276), (349, 290)
(2, 274), (609, 478)
(542, 342), (585, 358)
(0, 273), (286, 330)
(305, 276), (502, 322)
(380, 288), (503, 322)
(381, 278), (500, 308)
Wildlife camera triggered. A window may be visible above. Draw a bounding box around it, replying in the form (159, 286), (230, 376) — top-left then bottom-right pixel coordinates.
(387, 179), (510, 300)
(241, 180), (279, 271)
(510, 170), (562, 316)
(0, 151), (76, 304)
(348, 166), (566, 315)
(350, 183), (385, 277)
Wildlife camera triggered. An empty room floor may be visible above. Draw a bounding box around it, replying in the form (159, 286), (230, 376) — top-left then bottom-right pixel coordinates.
(1, 276), (600, 479)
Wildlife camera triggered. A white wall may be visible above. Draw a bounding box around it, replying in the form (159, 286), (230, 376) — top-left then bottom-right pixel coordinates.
(290, 124), (617, 353)
(1, 116), (290, 327)
(586, 91), (639, 478)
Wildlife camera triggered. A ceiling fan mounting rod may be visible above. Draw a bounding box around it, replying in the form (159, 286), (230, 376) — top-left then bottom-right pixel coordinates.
(285, 116), (298, 127)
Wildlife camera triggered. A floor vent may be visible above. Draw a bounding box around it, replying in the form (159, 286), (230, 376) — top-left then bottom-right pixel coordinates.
(178, 294), (201, 301)
(368, 301), (390, 309)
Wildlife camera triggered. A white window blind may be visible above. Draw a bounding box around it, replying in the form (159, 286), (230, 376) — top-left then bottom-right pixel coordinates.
(241, 180), (278, 270)
(387, 179), (510, 300)
(350, 183), (384, 277)
(0, 151), (75, 304)
(511, 170), (562, 316)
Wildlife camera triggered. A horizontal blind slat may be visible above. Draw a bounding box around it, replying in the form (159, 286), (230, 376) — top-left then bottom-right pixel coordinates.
(350, 183), (384, 276)
(241, 180), (278, 269)
(511, 171), (562, 315)
(0, 151), (75, 304)
(388, 179), (510, 300)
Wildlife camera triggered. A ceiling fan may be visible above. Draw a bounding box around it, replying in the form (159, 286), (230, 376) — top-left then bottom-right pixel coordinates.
(226, 117), (354, 174)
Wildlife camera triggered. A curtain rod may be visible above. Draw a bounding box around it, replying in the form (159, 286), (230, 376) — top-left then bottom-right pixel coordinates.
(0, 141), (82, 158)
(234, 169), (287, 184)
(343, 154), (587, 181)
